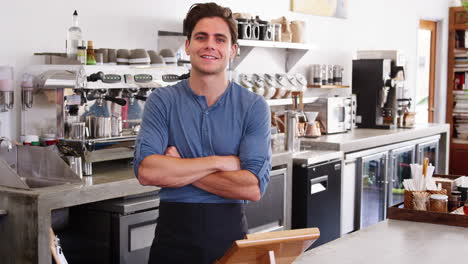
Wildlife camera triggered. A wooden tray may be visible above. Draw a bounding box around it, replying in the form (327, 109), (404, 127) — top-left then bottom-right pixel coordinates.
(388, 202), (468, 228)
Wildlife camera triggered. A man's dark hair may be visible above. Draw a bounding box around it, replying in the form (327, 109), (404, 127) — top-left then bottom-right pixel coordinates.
(183, 2), (238, 45)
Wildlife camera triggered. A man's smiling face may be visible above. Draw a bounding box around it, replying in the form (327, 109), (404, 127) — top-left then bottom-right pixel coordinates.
(185, 17), (237, 76)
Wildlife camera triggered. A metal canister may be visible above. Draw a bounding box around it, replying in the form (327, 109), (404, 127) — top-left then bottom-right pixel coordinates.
(285, 111), (299, 152)
(333, 65), (343, 85)
(70, 122), (86, 140)
(86, 116), (111, 138)
(320, 64), (327, 85)
(310, 64), (321, 85)
(96, 117), (111, 138)
(111, 116), (123, 137)
(327, 65), (333, 85)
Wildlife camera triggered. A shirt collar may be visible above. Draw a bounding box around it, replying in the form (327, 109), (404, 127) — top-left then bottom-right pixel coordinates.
(183, 79), (233, 111)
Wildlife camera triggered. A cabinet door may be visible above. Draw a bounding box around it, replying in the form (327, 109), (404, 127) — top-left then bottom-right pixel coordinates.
(417, 140), (439, 169)
(389, 146), (415, 207)
(356, 151), (388, 230)
(245, 168), (286, 233)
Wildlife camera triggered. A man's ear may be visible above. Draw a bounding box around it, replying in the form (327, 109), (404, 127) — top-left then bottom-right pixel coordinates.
(230, 43), (238, 61)
(185, 39), (190, 56)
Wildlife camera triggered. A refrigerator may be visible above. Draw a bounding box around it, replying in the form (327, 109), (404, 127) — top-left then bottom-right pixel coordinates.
(355, 151), (388, 230)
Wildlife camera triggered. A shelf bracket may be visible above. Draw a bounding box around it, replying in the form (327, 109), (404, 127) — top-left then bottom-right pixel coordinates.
(230, 46), (255, 70)
(285, 48), (309, 72)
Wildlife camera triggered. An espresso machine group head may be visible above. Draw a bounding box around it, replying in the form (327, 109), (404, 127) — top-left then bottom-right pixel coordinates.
(22, 65), (189, 176)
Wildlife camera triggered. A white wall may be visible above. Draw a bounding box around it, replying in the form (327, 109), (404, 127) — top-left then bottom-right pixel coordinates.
(0, 0), (450, 140)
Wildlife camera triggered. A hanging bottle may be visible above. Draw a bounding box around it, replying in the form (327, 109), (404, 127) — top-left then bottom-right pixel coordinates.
(66, 10), (82, 59)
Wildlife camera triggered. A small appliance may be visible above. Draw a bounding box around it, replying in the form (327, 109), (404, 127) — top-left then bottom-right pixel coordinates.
(304, 97), (351, 134)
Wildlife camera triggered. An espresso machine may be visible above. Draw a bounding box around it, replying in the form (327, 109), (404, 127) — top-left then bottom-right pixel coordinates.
(352, 50), (411, 129)
(22, 65), (188, 176)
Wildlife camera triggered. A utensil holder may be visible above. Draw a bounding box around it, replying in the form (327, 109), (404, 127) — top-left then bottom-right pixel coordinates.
(404, 189), (447, 209)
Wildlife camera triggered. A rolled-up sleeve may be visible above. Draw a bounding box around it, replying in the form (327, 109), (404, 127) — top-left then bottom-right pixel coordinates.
(238, 98), (272, 196)
(133, 90), (169, 178)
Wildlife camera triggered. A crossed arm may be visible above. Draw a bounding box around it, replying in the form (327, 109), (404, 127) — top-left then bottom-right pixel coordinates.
(137, 146), (261, 202)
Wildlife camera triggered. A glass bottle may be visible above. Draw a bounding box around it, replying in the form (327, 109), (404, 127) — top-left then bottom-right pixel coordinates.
(86, 40), (96, 65)
(66, 10), (82, 59)
(76, 40), (87, 65)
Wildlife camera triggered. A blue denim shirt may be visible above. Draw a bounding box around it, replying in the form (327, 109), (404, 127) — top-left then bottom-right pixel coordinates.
(133, 79), (271, 203)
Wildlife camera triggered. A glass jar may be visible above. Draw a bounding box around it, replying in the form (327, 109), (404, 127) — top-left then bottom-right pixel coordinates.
(274, 23), (282, 42)
(448, 191), (462, 211)
(429, 194), (448, 213)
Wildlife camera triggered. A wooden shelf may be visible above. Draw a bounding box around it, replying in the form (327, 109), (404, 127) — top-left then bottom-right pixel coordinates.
(453, 24), (468, 30)
(454, 68), (468, 72)
(452, 139), (468, 145)
(307, 84), (350, 89)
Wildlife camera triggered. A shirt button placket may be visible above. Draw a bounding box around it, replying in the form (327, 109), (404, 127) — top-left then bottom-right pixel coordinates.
(202, 111), (210, 155)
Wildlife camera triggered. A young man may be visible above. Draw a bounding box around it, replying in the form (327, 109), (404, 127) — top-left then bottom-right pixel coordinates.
(133, 2), (271, 263)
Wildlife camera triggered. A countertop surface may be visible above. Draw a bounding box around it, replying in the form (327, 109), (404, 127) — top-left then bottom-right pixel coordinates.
(0, 160), (159, 209)
(300, 123), (449, 152)
(293, 150), (343, 165)
(0, 151), (293, 209)
(294, 219), (468, 264)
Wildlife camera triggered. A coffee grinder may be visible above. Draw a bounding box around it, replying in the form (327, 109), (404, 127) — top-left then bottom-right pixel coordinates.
(352, 55), (411, 129)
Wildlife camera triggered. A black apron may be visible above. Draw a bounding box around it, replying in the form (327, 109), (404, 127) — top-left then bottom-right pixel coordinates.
(149, 201), (248, 264)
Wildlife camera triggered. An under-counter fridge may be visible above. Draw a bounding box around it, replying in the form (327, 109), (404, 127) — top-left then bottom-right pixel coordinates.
(342, 135), (440, 234)
(416, 139), (439, 170)
(292, 158), (342, 249)
(388, 146), (415, 206)
(355, 151), (388, 230)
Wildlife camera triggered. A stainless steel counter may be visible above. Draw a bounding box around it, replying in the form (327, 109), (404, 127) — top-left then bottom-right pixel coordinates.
(300, 123), (449, 153)
(0, 152), (293, 263)
(0, 161), (159, 264)
(294, 219), (468, 264)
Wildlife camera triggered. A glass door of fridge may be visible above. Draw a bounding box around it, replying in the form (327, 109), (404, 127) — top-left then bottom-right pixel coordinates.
(389, 146), (415, 207)
(417, 140), (439, 170)
(356, 151), (388, 230)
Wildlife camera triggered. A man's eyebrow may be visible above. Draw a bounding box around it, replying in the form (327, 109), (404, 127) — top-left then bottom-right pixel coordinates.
(194, 32), (208, 36)
(193, 32), (228, 39)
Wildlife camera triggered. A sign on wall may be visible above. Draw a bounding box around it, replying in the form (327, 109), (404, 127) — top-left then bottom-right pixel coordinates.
(291, 0), (348, 19)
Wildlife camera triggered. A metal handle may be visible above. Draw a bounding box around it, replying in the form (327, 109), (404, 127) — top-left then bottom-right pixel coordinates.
(341, 106), (346, 122)
(87, 71), (104, 82)
(134, 95), (147, 101)
(0, 209), (7, 217)
(310, 175), (328, 195)
(104, 96), (127, 106)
